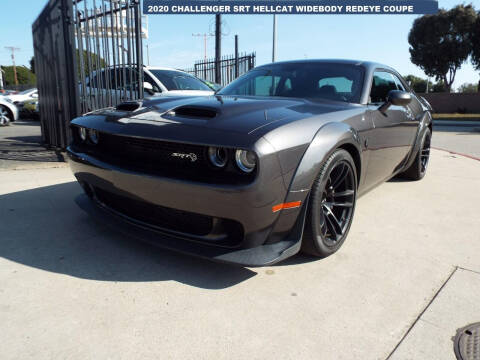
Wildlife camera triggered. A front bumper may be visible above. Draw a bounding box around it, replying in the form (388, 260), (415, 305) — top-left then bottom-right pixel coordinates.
(67, 147), (307, 266)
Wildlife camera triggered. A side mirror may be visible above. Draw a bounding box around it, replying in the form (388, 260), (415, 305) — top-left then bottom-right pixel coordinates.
(143, 82), (155, 95)
(378, 90), (412, 113)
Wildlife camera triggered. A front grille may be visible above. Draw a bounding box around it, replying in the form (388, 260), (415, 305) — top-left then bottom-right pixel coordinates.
(94, 187), (213, 236)
(72, 130), (255, 184)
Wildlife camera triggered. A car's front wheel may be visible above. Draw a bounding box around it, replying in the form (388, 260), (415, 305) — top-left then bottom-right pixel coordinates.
(302, 149), (357, 258)
(0, 105), (12, 126)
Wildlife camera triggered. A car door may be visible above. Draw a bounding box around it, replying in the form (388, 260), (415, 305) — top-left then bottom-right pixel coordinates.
(364, 70), (417, 186)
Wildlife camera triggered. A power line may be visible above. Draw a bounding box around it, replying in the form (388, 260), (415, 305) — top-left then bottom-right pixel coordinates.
(192, 33), (214, 62)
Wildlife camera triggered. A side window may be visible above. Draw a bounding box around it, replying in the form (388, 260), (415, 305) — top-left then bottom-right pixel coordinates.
(370, 71), (398, 103)
(88, 70), (108, 89)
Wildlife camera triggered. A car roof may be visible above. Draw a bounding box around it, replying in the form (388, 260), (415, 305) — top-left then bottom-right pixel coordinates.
(256, 59), (397, 72)
(145, 66), (188, 73)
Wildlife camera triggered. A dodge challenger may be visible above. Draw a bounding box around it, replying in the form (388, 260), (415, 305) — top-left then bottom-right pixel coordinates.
(67, 59), (432, 266)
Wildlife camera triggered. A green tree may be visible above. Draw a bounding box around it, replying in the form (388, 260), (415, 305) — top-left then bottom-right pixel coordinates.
(0, 65), (36, 86)
(404, 75), (428, 93)
(457, 83), (478, 93)
(470, 14), (480, 89)
(408, 4), (477, 92)
(431, 81), (446, 93)
(76, 50), (106, 77)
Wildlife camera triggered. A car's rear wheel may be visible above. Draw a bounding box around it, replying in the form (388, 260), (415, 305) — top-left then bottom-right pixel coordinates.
(400, 128), (431, 181)
(0, 105), (12, 126)
(302, 149), (357, 258)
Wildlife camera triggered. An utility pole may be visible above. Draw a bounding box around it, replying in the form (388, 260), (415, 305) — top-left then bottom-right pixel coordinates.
(192, 33), (214, 62)
(215, 14), (221, 84)
(272, 15), (277, 62)
(5, 46), (20, 87)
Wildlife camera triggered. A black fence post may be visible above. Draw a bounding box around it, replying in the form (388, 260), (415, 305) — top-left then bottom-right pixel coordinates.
(134, 0), (144, 99)
(234, 35), (239, 79)
(215, 14), (221, 84)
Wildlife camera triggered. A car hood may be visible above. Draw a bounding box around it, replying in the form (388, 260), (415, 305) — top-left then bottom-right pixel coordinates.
(133, 95), (353, 134)
(73, 95), (358, 148)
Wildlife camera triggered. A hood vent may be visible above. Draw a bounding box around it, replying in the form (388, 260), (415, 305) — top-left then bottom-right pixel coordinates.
(116, 101), (142, 112)
(172, 106), (218, 119)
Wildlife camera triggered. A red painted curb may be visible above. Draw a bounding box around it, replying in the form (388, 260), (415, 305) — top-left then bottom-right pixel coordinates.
(432, 147), (480, 162)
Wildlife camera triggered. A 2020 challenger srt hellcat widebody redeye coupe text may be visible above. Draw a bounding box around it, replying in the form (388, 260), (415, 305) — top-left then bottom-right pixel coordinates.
(67, 60), (432, 266)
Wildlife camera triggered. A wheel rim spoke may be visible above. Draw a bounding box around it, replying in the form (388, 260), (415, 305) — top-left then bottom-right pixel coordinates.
(324, 201), (353, 208)
(333, 190), (354, 198)
(322, 204), (343, 237)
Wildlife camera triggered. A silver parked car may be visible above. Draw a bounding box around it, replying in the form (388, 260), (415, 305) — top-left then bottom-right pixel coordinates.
(0, 96), (19, 126)
(81, 66), (214, 111)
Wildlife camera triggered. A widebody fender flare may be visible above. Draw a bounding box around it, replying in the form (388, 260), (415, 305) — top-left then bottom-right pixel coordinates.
(288, 121), (363, 193)
(267, 121), (363, 243)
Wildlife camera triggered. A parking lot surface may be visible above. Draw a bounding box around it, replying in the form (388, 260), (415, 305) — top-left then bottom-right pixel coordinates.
(1, 146), (479, 359)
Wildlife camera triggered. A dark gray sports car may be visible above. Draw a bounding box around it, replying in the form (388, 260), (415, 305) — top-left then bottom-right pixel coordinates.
(67, 59), (432, 266)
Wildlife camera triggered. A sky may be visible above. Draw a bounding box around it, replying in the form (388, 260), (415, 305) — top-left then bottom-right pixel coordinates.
(0, 0), (478, 90)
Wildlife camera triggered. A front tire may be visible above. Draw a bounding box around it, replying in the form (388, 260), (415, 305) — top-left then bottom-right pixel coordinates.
(401, 128), (431, 181)
(302, 149), (357, 258)
(0, 105), (12, 126)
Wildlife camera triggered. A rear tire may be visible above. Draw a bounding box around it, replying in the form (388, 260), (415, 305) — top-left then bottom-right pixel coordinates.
(400, 128), (431, 181)
(301, 149), (357, 258)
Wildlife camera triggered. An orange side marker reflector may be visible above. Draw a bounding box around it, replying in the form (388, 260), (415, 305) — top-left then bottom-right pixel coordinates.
(272, 201), (302, 213)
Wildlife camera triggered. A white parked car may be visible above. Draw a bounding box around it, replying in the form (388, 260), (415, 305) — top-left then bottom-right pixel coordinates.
(4, 88), (38, 104)
(0, 97), (19, 126)
(82, 66), (214, 109)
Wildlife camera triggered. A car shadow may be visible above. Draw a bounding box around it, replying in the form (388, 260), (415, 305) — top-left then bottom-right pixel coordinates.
(0, 182), (256, 289)
(11, 121), (40, 126)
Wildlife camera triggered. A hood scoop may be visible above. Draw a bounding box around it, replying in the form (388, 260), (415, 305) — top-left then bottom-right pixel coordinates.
(116, 101), (142, 112)
(171, 106), (218, 119)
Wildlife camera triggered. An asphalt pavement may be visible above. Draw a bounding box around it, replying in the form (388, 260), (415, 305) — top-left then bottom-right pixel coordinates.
(1, 120), (480, 359)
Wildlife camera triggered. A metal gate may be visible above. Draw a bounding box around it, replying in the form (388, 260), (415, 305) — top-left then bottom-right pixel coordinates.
(184, 52), (256, 86)
(32, 0), (144, 149)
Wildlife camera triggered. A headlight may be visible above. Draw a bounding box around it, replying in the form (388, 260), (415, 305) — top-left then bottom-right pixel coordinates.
(235, 149), (256, 173)
(208, 146), (227, 168)
(88, 129), (99, 144)
(79, 127), (87, 142)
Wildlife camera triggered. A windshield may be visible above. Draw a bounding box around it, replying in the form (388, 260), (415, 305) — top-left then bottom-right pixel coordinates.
(149, 70), (211, 91)
(19, 89), (36, 95)
(218, 62), (365, 103)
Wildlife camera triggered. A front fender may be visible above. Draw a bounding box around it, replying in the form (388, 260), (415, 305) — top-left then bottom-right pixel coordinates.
(266, 121), (363, 243)
(288, 121), (362, 192)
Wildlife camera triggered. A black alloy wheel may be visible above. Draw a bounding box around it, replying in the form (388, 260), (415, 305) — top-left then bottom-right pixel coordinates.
(302, 149), (357, 257)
